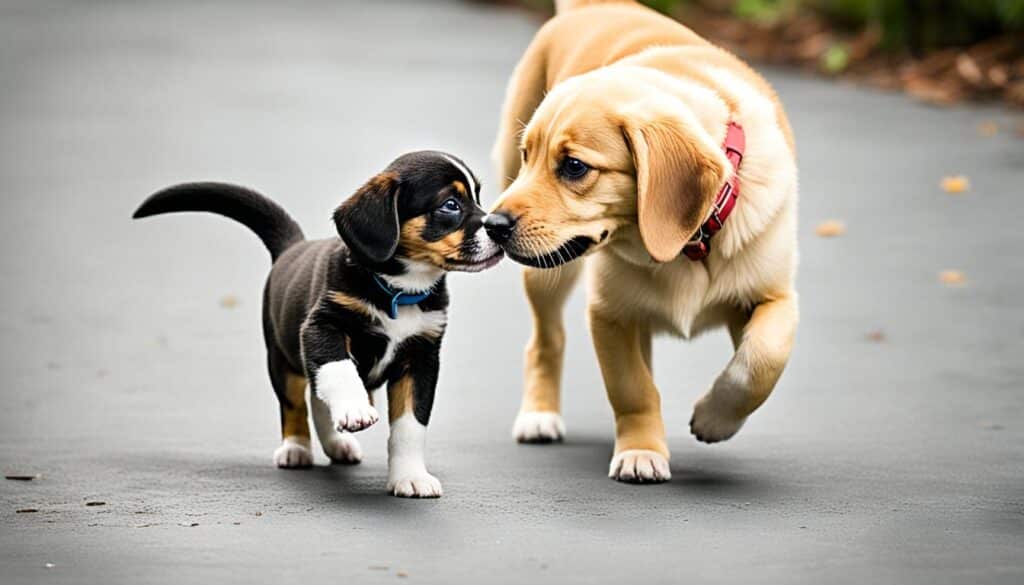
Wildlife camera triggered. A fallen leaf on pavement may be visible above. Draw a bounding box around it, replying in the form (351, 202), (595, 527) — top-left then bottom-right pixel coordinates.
(939, 270), (967, 286)
(219, 295), (239, 309)
(865, 330), (886, 342)
(976, 121), (998, 136)
(397, 571), (409, 578)
(940, 175), (970, 193)
(815, 220), (846, 237)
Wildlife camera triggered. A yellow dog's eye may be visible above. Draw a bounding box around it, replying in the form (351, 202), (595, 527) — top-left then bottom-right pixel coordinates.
(520, 148), (528, 163)
(559, 157), (590, 180)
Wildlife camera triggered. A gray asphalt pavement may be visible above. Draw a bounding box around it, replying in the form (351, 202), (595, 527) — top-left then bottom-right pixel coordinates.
(1, 1), (1022, 583)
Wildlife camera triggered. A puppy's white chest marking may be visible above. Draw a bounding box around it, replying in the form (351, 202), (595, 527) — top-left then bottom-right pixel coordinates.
(366, 304), (447, 380)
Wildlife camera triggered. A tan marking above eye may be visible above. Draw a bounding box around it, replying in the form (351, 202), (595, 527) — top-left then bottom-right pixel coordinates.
(398, 215), (465, 267)
(452, 181), (467, 195)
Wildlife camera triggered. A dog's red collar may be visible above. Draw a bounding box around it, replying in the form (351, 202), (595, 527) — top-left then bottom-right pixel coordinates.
(682, 121), (745, 262)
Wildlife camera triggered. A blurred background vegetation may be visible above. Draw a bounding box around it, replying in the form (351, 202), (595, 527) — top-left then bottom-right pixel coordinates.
(492, 0), (1024, 106)
(524, 0), (1019, 51)
(519, 0), (1023, 53)
(688, 0), (1022, 52)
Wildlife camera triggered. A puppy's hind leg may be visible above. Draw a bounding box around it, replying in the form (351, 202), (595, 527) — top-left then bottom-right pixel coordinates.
(513, 262), (583, 443)
(268, 349), (313, 469)
(311, 394), (362, 465)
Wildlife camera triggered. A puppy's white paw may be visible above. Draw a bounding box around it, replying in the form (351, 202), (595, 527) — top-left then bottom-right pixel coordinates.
(273, 436), (313, 469)
(690, 394), (746, 444)
(388, 471), (443, 498)
(608, 449), (671, 483)
(333, 403), (379, 433)
(513, 411), (565, 443)
(322, 432), (363, 464)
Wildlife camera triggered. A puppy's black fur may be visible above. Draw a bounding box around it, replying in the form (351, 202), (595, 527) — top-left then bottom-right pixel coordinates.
(134, 152), (500, 493)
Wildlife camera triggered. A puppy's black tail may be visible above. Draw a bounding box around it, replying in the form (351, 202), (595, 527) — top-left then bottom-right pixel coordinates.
(133, 182), (304, 261)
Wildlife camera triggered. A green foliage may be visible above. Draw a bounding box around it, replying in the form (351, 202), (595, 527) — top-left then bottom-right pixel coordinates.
(993, 0), (1024, 26)
(733, 0), (786, 22)
(810, 0), (1024, 50)
(821, 42), (849, 73)
(639, 0), (683, 14)
(508, 0), (1023, 51)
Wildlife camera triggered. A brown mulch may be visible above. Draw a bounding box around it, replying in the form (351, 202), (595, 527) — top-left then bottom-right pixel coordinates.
(677, 6), (1024, 108)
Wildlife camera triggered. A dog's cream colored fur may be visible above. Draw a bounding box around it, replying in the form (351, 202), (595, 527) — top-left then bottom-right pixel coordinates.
(491, 0), (798, 482)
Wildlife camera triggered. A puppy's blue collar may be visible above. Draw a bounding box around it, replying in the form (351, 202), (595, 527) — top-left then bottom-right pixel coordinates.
(372, 274), (431, 319)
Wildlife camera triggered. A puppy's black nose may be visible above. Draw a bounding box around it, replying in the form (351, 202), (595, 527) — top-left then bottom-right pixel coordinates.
(483, 212), (516, 243)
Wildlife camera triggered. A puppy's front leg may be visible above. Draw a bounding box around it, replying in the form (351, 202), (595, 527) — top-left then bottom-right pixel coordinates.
(386, 344), (442, 498)
(301, 313), (379, 433)
(590, 307), (670, 483)
(691, 294), (798, 443)
(514, 262), (583, 443)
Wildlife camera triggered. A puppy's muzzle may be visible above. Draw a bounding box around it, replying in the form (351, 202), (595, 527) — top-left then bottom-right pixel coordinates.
(483, 212), (516, 244)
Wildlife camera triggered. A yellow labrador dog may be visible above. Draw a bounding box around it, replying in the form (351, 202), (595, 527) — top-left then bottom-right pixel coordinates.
(485, 0), (798, 483)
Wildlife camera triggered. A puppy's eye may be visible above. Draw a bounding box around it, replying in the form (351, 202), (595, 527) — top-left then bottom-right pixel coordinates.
(438, 198), (462, 215)
(559, 157), (590, 180)
(520, 148), (528, 163)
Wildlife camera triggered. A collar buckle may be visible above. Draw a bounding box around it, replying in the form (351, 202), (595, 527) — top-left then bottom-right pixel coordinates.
(682, 121), (745, 262)
(372, 274), (432, 319)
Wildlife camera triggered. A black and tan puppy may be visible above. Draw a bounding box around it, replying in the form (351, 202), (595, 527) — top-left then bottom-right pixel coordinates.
(133, 151), (502, 497)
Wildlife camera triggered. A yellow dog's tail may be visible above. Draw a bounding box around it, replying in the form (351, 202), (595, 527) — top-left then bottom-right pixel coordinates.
(555, 0), (634, 14)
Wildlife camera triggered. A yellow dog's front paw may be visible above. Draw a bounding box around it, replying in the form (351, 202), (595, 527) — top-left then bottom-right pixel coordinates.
(690, 394), (746, 443)
(608, 449), (671, 483)
(513, 411), (565, 443)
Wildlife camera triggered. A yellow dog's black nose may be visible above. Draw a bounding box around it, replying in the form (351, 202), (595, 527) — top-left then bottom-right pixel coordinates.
(483, 212), (516, 244)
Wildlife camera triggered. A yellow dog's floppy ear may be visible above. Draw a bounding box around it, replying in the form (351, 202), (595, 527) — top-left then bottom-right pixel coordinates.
(621, 103), (728, 263)
(334, 171), (401, 264)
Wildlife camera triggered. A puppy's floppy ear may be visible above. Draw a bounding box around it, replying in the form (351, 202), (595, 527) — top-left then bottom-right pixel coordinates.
(621, 100), (728, 262)
(333, 171), (401, 264)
